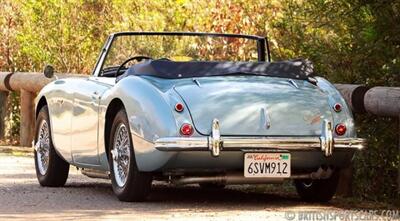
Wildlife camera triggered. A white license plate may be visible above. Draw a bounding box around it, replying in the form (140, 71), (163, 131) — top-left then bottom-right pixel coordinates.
(244, 153), (291, 178)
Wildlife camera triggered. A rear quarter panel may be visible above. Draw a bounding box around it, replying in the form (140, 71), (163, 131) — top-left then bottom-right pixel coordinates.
(316, 77), (356, 137)
(99, 76), (186, 171)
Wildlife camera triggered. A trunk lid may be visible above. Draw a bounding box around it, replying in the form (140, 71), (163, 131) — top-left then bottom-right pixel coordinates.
(174, 76), (333, 136)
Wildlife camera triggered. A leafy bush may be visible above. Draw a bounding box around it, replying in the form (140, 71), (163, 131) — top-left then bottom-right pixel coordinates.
(0, 0), (398, 202)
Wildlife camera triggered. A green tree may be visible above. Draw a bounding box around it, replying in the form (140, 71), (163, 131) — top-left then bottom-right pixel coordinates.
(0, 0), (398, 203)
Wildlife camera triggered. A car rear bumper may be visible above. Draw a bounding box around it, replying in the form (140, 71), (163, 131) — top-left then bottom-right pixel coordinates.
(155, 119), (367, 157)
(155, 136), (366, 155)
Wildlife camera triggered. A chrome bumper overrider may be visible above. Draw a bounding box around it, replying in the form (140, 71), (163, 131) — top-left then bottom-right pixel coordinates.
(155, 119), (367, 157)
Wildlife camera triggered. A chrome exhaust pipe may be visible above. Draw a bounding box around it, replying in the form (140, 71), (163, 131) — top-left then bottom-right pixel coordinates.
(172, 167), (333, 185)
(81, 168), (110, 179)
(173, 174), (284, 185)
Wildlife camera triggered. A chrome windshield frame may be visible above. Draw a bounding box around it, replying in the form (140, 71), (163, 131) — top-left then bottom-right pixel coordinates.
(93, 31), (270, 77)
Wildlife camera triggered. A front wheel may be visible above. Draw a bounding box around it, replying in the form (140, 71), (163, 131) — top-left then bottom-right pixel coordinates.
(34, 106), (69, 187)
(109, 109), (152, 202)
(294, 170), (340, 202)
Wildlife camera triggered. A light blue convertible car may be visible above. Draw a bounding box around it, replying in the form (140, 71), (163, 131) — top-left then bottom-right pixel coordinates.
(34, 32), (366, 202)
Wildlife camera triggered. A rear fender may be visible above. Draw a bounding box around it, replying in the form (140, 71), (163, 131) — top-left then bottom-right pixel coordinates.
(34, 79), (76, 163)
(100, 76), (185, 171)
(316, 77), (355, 137)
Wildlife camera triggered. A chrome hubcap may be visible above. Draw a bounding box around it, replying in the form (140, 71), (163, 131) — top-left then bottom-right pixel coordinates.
(35, 120), (50, 175)
(111, 123), (131, 187)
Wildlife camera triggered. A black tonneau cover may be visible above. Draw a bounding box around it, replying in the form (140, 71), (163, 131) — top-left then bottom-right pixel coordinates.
(118, 59), (314, 81)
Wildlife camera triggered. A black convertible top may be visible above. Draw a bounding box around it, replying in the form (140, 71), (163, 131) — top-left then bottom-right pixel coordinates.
(117, 59), (314, 81)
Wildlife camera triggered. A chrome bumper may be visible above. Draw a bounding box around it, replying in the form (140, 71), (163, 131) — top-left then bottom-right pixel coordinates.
(155, 119), (367, 157)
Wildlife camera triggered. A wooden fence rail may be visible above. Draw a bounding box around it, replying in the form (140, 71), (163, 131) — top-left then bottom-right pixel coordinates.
(0, 72), (399, 194)
(0, 72), (83, 146)
(0, 71), (398, 145)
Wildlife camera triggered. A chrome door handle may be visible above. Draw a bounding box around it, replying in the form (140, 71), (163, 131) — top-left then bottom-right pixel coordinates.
(91, 91), (100, 100)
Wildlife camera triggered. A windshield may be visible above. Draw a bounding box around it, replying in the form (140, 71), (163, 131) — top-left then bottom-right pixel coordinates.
(102, 33), (265, 71)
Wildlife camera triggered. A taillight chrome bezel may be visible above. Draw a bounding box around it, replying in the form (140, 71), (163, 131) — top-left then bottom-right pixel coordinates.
(175, 103), (184, 112)
(335, 123), (346, 136)
(333, 103), (342, 112)
(180, 123), (193, 136)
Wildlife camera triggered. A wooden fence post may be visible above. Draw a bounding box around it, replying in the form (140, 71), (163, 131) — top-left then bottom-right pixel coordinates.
(0, 91), (8, 140)
(334, 84), (368, 197)
(20, 89), (35, 147)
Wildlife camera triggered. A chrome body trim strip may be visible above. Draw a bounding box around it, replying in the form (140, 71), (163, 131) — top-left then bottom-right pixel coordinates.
(288, 79), (299, 89)
(260, 107), (271, 129)
(192, 78), (201, 87)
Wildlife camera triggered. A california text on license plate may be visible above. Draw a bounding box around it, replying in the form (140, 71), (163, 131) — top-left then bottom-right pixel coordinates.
(244, 153), (291, 178)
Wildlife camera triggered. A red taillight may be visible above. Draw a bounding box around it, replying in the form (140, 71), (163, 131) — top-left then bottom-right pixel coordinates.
(180, 123), (193, 136)
(333, 103), (342, 112)
(175, 103), (184, 112)
(335, 123), (346, 136)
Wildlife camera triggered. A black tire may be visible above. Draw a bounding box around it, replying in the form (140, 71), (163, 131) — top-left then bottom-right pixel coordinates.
(294, 170), (340, 202)
(109, 109), (152, 202)
(34, 106), (69, 187)
(199, 182), (226, 190)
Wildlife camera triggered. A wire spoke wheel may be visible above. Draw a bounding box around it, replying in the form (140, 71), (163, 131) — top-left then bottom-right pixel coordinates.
(36, 120), (50, 175)
(109, 109), (152, 202)
(34, 105), (69, 187)
(111, 123), (131, 187)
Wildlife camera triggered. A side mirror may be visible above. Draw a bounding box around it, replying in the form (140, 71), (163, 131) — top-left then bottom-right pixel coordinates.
(43, 65), (54, 78)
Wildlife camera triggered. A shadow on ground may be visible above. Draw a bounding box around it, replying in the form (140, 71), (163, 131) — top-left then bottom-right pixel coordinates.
(0, 151), (396, 220)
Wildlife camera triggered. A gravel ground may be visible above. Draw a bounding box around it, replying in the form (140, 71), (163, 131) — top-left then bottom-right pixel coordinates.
(0, 149), (397, 221)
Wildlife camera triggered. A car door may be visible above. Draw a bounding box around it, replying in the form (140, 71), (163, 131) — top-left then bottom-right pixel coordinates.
(70, 77), (110, 166)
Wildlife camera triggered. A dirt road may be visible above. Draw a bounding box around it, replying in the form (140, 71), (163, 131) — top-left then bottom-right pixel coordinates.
(0, 152), (397, 221)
